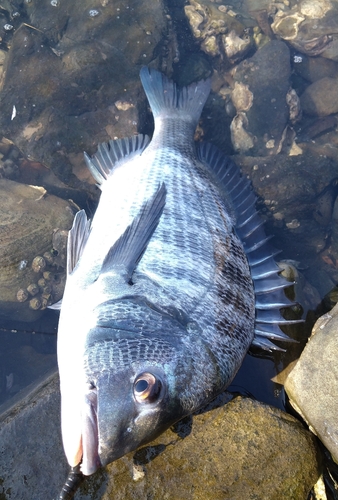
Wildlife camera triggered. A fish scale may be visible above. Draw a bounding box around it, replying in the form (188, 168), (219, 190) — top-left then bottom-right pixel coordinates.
(57, 67), (298, 498)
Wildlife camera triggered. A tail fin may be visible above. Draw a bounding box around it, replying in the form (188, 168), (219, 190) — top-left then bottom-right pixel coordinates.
(140, 67), (211, 126)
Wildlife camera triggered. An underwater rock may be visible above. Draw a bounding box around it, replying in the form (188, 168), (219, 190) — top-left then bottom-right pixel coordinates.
(230, 40), (291, 155)
(0, 380), (321, 500)
(285, 301), (338, 464)
(184, 0), (253, 63)
(0, 179), (75, 321)
(0, 0), (168, 195)
(293, 54), (338, 83)
(300, 76), (338, 116)
(271, 0), (338, 59)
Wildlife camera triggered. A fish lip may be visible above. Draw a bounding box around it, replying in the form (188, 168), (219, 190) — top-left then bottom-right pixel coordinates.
(81, 388), (102, 476)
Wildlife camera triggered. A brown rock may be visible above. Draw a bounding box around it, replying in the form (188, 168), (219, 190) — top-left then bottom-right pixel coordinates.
(300, 77), (338, 116)
(285, 302), (338, 464)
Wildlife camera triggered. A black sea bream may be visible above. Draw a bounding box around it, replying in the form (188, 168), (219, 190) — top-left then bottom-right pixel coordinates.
(57, 68), (295, 494)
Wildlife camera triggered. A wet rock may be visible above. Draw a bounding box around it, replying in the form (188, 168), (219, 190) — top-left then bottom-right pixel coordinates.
(285, 302), (338, 464)
(0, 179), (75, 321)
(294, 54), (338, 83)
(300, 77), (338, 116)
(271, 0), (338, 59)
(230, 40), (291, 155)
(0, 371), (68, 500)
(184, 0), (253, 63)
(0, 0), (168, 196)
(0, 380), (321, 500)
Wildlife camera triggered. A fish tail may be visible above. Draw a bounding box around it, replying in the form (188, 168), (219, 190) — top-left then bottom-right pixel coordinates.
(140, 67), (211, 126)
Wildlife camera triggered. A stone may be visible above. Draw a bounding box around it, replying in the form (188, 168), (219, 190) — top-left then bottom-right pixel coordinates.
(0, 371), (68, 500)
(231, 40), (291, 155)
(300, 77), (338, 116)
(285, 302), (338, 463)
(271, 0), (338, 58)
(294, 54), (338, 83)
(0, 179), (75, 321)
(184, 0), (253, 62)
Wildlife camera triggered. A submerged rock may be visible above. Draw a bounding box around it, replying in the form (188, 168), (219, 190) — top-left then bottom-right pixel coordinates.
(184, 0), (253, 63)
(230, 40), (291, 155)
(271, 0), (338, 60)
(300, 76), (338, 116)
(234, 152), (337, 265)
(0, 179), (75, 321)
(285, 302), (338, 464)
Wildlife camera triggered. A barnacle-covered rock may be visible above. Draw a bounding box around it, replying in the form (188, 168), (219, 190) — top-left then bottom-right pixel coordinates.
(184, 0), (253, 63)
(0, 179), (75, 321)
(271, 0), (338, 60)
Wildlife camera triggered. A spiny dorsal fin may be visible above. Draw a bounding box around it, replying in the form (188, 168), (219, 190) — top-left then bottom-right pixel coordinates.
(67, 210), (91, 275)
(197, 141), (302, 352)
(101, 183), (167, 281)
(84, 134), (150, 185)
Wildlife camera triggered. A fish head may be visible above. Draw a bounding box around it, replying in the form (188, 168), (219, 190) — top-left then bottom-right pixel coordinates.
(80, 338), (187, 476)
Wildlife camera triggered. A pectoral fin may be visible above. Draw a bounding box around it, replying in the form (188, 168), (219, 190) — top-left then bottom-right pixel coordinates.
(67, 210), (91, 275)
(101, 183), (166, 281)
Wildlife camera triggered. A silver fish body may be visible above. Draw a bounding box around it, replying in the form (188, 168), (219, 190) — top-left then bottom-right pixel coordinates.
(57, 68), (294, 480)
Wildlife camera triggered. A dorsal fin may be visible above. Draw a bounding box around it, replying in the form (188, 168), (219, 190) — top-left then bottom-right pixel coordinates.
(84, 134), (150, 185)
(67, 210), (91, 275)
(101, 183), (166, 281)
(197, 142), (301, 352)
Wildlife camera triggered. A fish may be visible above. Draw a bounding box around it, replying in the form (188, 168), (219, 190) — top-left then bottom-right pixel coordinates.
(56, 67), (296, 497)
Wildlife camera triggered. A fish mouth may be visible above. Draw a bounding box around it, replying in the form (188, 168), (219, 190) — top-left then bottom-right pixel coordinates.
(81, 389), (101, 476)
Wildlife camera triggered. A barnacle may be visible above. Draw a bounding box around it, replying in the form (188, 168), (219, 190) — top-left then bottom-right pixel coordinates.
(31, 256), (46, 273)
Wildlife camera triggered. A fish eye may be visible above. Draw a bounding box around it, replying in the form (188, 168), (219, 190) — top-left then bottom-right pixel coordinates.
(133, 372), (162, 404)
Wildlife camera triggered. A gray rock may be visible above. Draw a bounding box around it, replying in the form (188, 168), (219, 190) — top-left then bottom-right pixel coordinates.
(300, 77), (338, 116)
(0, 377), (321, 500)
(231, 40), (291, 155)
(294, 55), (338, 83)
(0, 371), (68, 500)
(285, 302), (338, 464)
